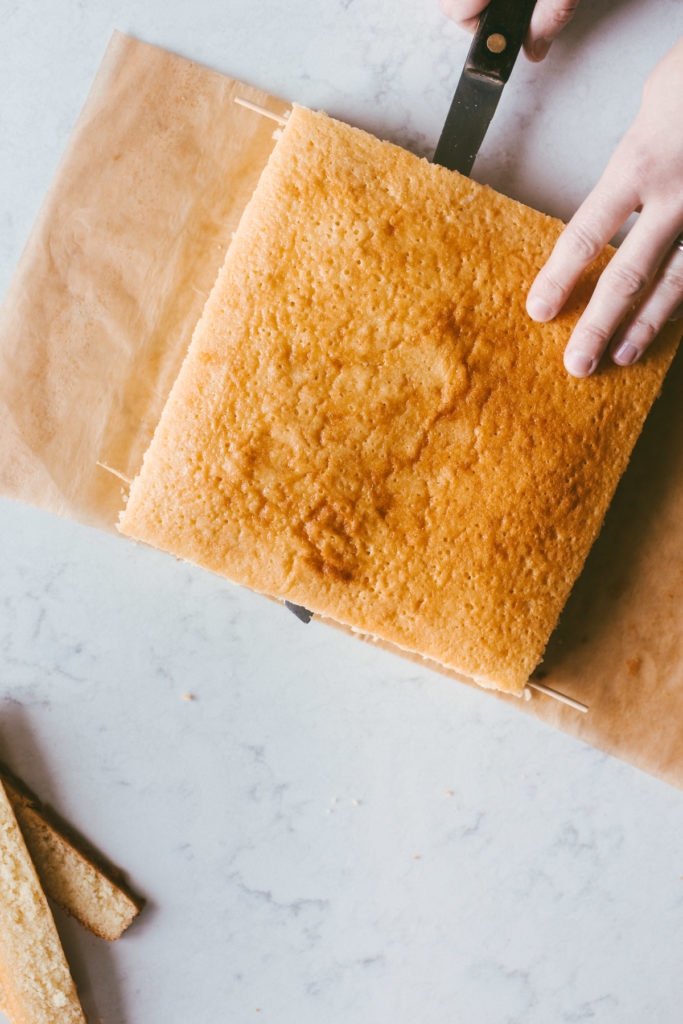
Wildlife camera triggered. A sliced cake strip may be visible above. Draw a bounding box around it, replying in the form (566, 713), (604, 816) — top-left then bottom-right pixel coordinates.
(0, 777), (86, 1024)
(0, 766), (141, 942)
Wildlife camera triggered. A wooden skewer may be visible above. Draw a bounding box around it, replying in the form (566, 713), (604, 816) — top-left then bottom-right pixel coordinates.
(234, 97), (289, 126)
(96, 461), (132, 486)
(526, 681), (588, 713)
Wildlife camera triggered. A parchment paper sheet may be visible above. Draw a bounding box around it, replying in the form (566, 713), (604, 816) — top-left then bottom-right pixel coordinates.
(0, 31), (289, 528)
(0, 32), (681, 787)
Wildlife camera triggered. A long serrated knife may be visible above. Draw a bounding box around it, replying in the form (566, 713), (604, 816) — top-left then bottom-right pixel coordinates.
(433, 0), (537, 175)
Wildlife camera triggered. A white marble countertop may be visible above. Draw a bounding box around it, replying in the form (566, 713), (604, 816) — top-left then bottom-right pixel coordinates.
(1, 2), (683, 1021)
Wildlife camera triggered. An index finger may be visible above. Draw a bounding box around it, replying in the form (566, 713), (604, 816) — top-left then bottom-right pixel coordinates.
(526, 171), (639, 324)
(439, 0), (487, 28)
(525, 0), (581, 60)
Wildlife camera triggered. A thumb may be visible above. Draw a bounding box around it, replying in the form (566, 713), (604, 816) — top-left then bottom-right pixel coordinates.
(526, 0), (581, 61)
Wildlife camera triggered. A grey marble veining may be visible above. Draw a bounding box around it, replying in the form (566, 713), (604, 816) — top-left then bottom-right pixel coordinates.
(1, 1), (683, 1022)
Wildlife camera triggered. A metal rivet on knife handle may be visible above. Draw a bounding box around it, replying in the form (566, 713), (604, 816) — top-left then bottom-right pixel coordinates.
(486, 33), (507, 54)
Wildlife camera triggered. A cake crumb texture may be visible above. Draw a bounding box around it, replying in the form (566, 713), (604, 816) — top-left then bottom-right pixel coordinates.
(119, 106), (679, 694)
(0, 779), (85, 1024)
(2, 770), (141, 942)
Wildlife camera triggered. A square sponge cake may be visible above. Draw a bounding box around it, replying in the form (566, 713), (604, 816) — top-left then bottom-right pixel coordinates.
(118, 105), (679, 695)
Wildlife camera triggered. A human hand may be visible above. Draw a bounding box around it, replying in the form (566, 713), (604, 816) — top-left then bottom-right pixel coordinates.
(439, 0), (581, 61)
(526, 37), (683, 377)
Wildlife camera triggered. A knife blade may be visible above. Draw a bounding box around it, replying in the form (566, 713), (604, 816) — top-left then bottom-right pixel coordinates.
(433, 0), (537, 175)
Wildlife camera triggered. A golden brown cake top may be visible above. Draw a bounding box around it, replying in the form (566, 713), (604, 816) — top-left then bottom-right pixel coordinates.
(119, 105), (679, 694)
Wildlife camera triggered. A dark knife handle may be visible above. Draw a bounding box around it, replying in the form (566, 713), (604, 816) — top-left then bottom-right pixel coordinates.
(466, 0), (537, 83)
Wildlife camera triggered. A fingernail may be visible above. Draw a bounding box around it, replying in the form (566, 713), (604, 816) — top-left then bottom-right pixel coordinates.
(564, 350), (597, 377)
(531, 37), (552, 61)
(527, 295), (554, 321)
(612, 341), (638, 366)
